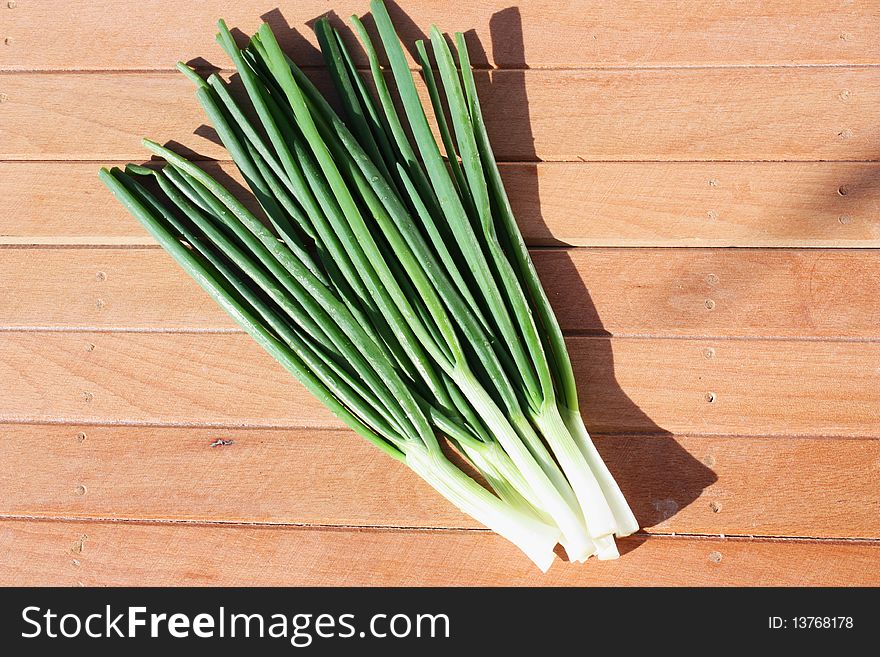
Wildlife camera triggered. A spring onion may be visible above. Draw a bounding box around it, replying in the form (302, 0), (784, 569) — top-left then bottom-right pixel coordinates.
(100, 0), (637, 571)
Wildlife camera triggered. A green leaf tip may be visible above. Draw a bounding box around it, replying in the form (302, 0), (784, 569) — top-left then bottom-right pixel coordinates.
(124, 163), (156, 177)
(176, 61), (208, 88)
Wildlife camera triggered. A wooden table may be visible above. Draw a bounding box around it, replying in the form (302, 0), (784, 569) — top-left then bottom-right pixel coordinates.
(2, 1), (879, 586)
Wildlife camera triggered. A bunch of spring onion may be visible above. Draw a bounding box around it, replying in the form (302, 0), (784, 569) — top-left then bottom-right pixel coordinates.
(100, 0), (637, 571)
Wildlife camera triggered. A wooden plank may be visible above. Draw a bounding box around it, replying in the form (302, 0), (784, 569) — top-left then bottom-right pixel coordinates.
(6, 161), (880, 247)
(3, 248), (224, 331)
(504, 161), (880, 247)
(539, 248), (880, 337)
(1, 519), (876, 586)
(6, 247), (880, 339)
(2, 1), (878, 71)
(2, 68), (879, 162)
(2, 424), (878, 540)
(1, 332), (877, 437)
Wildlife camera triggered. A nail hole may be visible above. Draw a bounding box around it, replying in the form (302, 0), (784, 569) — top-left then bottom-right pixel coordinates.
(704, 299), (716, 311)
(75, 432), (87, 443)
(74, 484), (87, 496)
(95, 271), (107, 282)
(708, 551), (723, 564)
(705, 392), (717, 403)
(71, 535), (88, 554)
(838, 186), (849, 196)
(703, 454), (716, 468)
(710, 501), (723, 513)
(706, 273), (719, 285)
(839, 215), (853, 225)
(703, 347), (715, 359)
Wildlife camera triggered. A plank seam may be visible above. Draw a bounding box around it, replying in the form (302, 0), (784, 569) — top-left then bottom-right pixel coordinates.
(5, 242), (880, 251)
(0, 243), (164, 250)
(7, 159), (880, 165)
(1, 515), (878, 544)
(7, 158), (880, 164)
(0, 514), (484, 533)
(0, 418), (876, 442)
(4, 326), (880, 344)
(4, 244), (880, 253)
(3, 63), (880, 74)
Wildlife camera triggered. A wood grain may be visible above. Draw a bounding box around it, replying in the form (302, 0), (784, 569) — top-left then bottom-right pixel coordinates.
(2, 68), (879, 161)
(5, 247), (880, 339)
(2, 1), (878, 70)
(1, 520), (876, 586)
(2, 424), (878, 540)
(1, 332), (878, 437)
(5, 161), (880, 247)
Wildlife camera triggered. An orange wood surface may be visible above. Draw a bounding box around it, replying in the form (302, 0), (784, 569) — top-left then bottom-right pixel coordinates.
(2, 425), (879, 540)
(2, 1), (878, 70)
(2, 520), (877, 587)
(5, 247), (880, 337)
(2, 332), (879, 437)
(1, 0), (877, 585)
(3, 68), (880, 161)
(5, 161), (880, 247)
